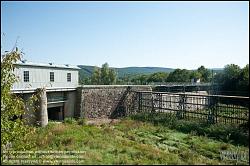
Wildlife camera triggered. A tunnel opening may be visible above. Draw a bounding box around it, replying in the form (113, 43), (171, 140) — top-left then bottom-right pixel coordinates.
(47, 106), (64, 121)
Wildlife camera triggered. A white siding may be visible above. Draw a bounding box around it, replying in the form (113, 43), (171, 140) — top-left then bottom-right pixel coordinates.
(12, 65), (79, 90)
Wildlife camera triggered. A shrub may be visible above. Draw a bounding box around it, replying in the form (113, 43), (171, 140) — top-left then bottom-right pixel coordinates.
(63, 117), (77, 124)
(77, 118), (86, 125)
(1, 48), (37, 151)
(130, 112), (249, 146)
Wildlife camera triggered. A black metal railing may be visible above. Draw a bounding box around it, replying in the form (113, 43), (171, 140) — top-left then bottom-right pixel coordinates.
(128, 91), (249, 125)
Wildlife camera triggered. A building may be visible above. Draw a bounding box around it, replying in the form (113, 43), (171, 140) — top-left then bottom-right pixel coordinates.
(11, 60), (80, 125)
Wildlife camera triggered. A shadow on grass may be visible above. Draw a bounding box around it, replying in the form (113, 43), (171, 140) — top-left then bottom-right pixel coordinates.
(129, 112), (249, 147)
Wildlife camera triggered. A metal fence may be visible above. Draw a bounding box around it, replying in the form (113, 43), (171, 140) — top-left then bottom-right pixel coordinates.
(128, 91), (249, 125)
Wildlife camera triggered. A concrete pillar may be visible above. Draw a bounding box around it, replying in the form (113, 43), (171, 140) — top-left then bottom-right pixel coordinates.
(36, 88), (48, 127)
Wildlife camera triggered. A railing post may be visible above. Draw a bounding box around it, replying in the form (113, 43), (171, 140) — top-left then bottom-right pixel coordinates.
(207, 95), (216, 124)
(177, 94), (185, 119)
(138, 92), (142, 113)
(183, 94), (187, 119)
(151, 92), (154, 113)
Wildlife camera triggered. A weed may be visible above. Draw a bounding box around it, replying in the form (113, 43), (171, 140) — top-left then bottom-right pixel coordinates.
(6, 118), (248, 165)
(63, 117), (77, 124)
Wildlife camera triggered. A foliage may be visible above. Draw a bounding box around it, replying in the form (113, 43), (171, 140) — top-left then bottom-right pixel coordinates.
(189, 71), (202, 81)
(91, 67), (101, 84)
(197, 65), (212, 82)
(214, 64), (249, 96)
(130, 113), (249, 146)
(237, 64), (249, 92)
(131, 74), (148, 85)
(78, 65), (174, 78)
(91, 63), (117, 85)
(80, 63), (247, 90)
(166, 69), (190, 82)
(63, 117), (77, 124)
(9, 119), (249, 165)
(1, 48), (36, 152)
(147, 72), (168, 83)
(77, 117), (87, 126)
(79, 71), (91, 85)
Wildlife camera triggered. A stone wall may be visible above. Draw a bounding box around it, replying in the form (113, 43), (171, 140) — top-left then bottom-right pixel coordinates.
(75, 85), (152, 119)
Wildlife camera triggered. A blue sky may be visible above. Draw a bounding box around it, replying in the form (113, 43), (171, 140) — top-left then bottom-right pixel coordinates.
(1, 1), (249, 69)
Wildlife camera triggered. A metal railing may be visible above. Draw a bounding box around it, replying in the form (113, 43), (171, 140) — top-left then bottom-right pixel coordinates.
(128, 91), (249, 125)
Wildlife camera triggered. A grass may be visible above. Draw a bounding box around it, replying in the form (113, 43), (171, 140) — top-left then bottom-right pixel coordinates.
(130, 112), (249, 146)
(3, 117), (249, 165)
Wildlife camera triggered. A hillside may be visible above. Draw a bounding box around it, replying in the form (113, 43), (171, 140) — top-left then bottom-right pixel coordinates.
(78, 65), (175, 78)
(78, 65), (223, 78)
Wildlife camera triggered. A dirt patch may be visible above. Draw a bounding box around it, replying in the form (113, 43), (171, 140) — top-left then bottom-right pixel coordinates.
(86, 118), (120, 126)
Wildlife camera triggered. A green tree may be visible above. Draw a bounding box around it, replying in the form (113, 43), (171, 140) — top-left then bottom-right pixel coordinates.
(222, 64), (241, 92)
(1, 48), (36, 152)
(130, 74), (149, 85)
(79, 71), (91, 85)
(147, 72), (168, 83)
(91, 67), (101, 85)
(167, 69), (190, 82)
(108, 68), (117, 85)
(214, 64), (249, 96)
(100, 63), (110, 84)
(236, 64), (249, 95)
(189, 71), (202, 81)
(197, 65), (211, 82)
(91, 63), (117, 85)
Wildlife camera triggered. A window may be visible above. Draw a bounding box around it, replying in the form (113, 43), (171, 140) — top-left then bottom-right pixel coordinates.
(23, 71), (29, 82)
(67, 73), (71, 82)
(50, 72), (54, 82)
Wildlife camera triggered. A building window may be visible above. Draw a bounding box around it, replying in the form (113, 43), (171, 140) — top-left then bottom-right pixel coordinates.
(23, 71), (29, 82)
(50, 72), (54, 82)
(67, 73), (71, 82)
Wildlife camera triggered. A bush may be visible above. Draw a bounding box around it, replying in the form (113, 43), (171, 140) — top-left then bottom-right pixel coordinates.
(130, 112), (249, 146)
(77, 118), (86, 126)
(63, 117), (77, 124)
(1, 48), (37, 151)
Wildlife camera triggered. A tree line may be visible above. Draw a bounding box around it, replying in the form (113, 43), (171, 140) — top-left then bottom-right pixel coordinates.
(80, 63), (249, 96)
(214, 64), (249, 96)
(80, 64), (213, 85)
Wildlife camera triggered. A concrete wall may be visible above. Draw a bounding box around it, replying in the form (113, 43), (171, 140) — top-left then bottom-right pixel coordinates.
(75, 85), (152, 119)
(21, 89), (76, 126)
(64, 91), (77, 118)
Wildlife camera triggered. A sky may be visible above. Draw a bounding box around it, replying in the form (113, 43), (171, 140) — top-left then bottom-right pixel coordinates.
(1, 1), (249, 69)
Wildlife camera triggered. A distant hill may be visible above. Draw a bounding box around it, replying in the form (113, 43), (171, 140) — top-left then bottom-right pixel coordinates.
(78, 65), (175, 78)
(209, 68), (224, 73)
(78, 65), (95, 77)
(115, 67), (175, 77)
(78, 65), (224, 78)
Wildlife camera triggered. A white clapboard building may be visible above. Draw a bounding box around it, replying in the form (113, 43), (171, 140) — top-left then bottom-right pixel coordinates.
(11, 60), (80, 124)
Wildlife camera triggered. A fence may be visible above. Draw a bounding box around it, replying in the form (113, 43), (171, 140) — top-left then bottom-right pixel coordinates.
(126, 91), (249, 125)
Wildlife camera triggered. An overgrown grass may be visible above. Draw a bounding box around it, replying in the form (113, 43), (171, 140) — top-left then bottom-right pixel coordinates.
(130, 112), (249, 146)
(3, 117), (249, 165)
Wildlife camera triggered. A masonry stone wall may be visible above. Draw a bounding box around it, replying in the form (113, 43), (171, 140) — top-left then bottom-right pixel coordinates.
(75, 85), (152, 119)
